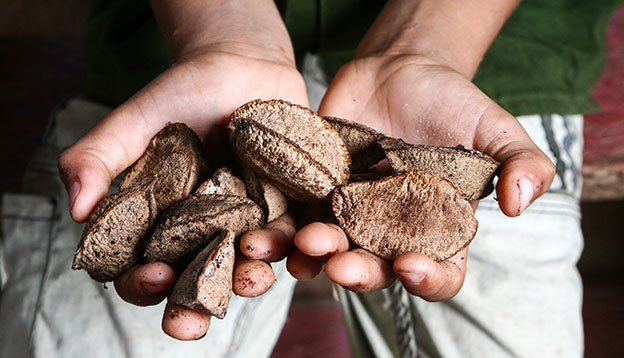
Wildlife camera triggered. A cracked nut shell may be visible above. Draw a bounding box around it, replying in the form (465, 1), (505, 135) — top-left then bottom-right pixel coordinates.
(332, 171), (477, 261)
(72, 178), (158, 282)
(323, 116), (387, 171)
(196, 167), (247, 197)
(378, 138), (500, 200)
(228, 99), (351, 201)
(168, 230), (235, 319)
(241, 165), (288, 222)
(120, 122), (208, 211)
(146, 194), (264, 271)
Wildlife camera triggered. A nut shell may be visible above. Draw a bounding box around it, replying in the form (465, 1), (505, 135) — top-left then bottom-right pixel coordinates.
(72, 178), (158, 282)
(169, 230), (235, 319)
(120, 122), (208, 211)
(323, 116), (387, 171)
(229, 99), (351, 201)
(332, 171), (477, 261)
(378, 138), (499, 200)
(241, 166), (288, 222)
(146, 194), (264, 271)
(196, 167), (247, 197)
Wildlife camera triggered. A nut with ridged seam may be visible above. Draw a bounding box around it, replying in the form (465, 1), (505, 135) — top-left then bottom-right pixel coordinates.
(229, 99), (351, 201)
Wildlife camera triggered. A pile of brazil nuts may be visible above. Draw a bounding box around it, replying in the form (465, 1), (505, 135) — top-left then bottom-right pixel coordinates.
(73, 99), (499, 326)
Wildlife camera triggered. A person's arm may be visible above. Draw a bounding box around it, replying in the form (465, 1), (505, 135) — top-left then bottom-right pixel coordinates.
(59, 0), (306, 340)
(150, 0), (294, 64)
(287, 0), (555, 299)
(355, 0), (519, 78)
(60, 0), (303, 223)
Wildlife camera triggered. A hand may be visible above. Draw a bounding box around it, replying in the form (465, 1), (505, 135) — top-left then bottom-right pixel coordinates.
(281, 0), (552, 301)
(59, 48), (307, 223)
(288, 53), (555, 300)
(58, 48), (307, 339)
(58, 0), (308, 340)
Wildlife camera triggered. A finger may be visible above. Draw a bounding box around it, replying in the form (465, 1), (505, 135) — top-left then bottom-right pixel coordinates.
(474, 108), (556, 217)
(294, 222), (350, 260)
(286, 247), (323, 280)
(233, 256), (276, 297)
(58, 102), (165, 222)
(394, 248), (467, 302)
(240, 213), (296, 262)
(325, 248), (395, 292)
(114, 262), (176, 306)
(162, 303), (211, 341)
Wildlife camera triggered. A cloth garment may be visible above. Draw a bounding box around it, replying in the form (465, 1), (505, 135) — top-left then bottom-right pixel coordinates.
(281, 0), (621, 116)
(83, 0), (621, 116)
(0, 98), (297, 358)
(305, 53), (585, 358)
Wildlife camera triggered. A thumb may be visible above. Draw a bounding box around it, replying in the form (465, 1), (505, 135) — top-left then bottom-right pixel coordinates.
(58, 102), (163, 222)
(475, 108), (556, 217)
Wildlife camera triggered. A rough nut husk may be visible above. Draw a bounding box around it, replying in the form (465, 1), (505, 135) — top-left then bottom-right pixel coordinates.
(378, 138), (500, 200)
(332, 171), (477, 261)
(228, 99), (351, 201)
(146, 194), (264, 271)
(169, 230), (235, 319)
(72, 178), (158, 282)
(241, 165), (288, 222)
(196, 167), (247, 197)
(120, 122), (208, 211)
(323, 116), (387, 171)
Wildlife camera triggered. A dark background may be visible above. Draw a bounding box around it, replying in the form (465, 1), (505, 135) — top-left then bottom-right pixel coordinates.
(1, 2), (623, 357)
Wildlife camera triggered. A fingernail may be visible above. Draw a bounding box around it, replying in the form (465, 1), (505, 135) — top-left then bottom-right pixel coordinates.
(141, 281), (170, 294)
(68, 180), (81, 211)
(399, 271), (426, 285)
(517, 176), (534, 214)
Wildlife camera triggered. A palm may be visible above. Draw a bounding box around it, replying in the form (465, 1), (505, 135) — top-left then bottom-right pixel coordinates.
(120, 51), (309, 141)
(296, 55), (554, 300)
(319, 56), (509, 152)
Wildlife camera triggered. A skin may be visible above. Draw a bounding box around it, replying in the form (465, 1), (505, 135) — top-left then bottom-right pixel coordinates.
(113, 262), (176, 306)
(59, 0), (555, 340)
(293, 222), (350, 259)
(285, 248), (323, 281)
(59, 0), (307, 340)
(232, 256), (276, 297)
(162, 303), (211, 341)
(325, 249), (396, 292)
(289, 0), (555, 299)
(240, 213), (297, 261)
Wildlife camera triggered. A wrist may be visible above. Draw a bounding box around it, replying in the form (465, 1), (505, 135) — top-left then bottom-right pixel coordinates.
(354, 0), (519, 79)
(173, 41), (297, 71)
(150, 0), (295, 66)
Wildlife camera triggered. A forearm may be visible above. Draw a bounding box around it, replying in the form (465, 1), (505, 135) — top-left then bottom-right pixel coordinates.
(150, 0), (294, 65)
(356, 0), (519, 79)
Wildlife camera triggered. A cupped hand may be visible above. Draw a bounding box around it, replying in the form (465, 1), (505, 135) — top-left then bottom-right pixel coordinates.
(288, 54), (555, 300)
(59, 47), (308, 340)
(59, 48), (307, 222)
